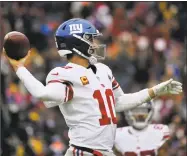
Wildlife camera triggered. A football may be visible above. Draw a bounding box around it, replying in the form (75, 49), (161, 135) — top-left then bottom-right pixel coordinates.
(3, 31), (30, 60)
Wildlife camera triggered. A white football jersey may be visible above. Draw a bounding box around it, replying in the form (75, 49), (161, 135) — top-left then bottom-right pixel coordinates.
(46, 62), (122, 151)
(114, 124), (170, 156)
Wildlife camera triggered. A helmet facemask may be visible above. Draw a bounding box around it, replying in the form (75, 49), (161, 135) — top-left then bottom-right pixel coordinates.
(83, 33), (106, 60)
(71, 32), (106, 64)
(125, 102), (154, 130)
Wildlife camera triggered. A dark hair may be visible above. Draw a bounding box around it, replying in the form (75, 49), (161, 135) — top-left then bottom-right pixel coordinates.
(66, 53), (88, 61)
(66, 53), (74, 60)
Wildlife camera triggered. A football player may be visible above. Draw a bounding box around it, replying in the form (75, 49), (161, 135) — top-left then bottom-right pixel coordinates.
(4, 18), (182, 156)
(114, 101), (170, 156)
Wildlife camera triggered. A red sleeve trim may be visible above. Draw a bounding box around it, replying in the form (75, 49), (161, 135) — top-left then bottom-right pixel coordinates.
(47, 80), (74, 102)
(112, 79), (118, 87)
(112, 78), (120, 90)
(162, 135), (170, 140)
(48, 79), (73, 85)
(64, 84), (74, 102)
(113, 84), (120, 90)
(48, 80), (63, 84)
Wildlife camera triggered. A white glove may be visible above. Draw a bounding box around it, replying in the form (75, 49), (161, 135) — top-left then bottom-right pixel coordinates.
(152, 79), (182, 96)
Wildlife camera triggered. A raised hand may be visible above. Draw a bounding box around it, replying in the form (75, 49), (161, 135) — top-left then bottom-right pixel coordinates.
(152, 79), (183, 96)
(3, 48), (31, 72)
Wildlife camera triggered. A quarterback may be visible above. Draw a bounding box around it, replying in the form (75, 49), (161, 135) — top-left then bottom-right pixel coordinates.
(5, 19), (182, 156)
(114, 101), (170, 156)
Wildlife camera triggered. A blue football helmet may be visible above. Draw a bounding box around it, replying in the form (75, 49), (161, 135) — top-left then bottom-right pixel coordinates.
(55, 18), (106, 64)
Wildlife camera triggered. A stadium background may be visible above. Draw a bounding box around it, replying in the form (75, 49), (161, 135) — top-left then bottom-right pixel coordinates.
(0, 1), (186, 156)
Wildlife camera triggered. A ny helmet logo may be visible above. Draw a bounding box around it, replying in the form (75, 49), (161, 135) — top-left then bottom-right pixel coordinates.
(69, 24), (83, 34)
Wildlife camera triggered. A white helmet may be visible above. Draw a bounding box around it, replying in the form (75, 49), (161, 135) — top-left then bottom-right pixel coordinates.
(125, 101), (154, 130)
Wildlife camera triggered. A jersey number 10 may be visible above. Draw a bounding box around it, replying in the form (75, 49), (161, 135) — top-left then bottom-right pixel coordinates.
(93, 89), (117, 126)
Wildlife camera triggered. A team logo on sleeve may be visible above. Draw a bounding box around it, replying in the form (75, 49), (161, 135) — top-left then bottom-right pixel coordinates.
(80, 76), (89, 85)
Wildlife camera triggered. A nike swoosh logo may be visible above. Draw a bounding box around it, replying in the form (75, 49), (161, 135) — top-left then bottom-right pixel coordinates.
(51, 72), (59, 76)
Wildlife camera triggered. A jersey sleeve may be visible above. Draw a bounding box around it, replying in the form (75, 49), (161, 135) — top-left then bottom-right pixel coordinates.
(106, 65), (151, 112)
(153, 124), (170, 148)
(102, 64), (124, 98)
(111, 76), (124, 99)
(45, 67), (74, 104)
(160, 125), (170, 146)
(46, 67), (73, 85)
(16, 66), (73, 108)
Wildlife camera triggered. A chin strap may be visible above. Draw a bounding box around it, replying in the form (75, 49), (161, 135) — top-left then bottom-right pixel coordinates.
(89, 56), (97, 65)
(72, 48), (97, 65)
(72, 34), (98, 65)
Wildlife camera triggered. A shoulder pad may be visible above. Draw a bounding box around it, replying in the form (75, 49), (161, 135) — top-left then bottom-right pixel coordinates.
(96, 63), (113, 79)
(61, 66), (73, 69)
(46, 67), (73, 85)
(96, 63), (111, 71)
(162, 125), (170, 140)
(116, 127), (129, 135)
(151, 124), (170, 140)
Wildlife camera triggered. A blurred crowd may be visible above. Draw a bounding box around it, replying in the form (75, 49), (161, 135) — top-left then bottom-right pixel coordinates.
(0, 2), (186, 156)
